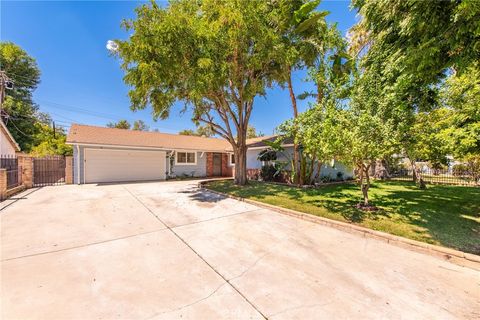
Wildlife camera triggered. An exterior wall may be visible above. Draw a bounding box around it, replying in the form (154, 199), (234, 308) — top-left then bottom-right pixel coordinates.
(171, 151), (207, 177)
(246, 149), (263, 169)
(246, 146), (354, 179)
(73, 145), (81, 184)
(0, 130), (16, 156)
(319, 160), (354, 179)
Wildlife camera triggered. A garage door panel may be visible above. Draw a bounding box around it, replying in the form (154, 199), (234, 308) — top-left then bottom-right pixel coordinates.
(85, 149), (166, 183)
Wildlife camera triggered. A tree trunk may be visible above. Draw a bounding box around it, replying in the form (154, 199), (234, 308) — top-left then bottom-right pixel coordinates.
(234, 134), (248, 185)
(409, 158), (426, 189)
(313, 161), (323, 184)
(287, 67), (301, 185)
(361, 163), (371, 206)
(308, 154), (316, 185)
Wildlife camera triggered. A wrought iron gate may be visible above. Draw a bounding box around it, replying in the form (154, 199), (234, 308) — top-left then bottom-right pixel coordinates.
(0, 155), (21, 188)
(33, 156), (66, 186)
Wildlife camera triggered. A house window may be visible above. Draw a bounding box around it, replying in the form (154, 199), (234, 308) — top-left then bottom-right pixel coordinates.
(176, 151), (196, 165)
(229, 154), (235, 165)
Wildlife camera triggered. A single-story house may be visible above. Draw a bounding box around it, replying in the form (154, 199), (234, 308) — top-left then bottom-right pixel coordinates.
(66, 124), (352, 184)
(0, 120), (21, 156)
(66, 124), (235, 184)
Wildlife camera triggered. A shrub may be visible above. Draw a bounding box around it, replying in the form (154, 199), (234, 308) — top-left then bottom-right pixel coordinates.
(260, 165), (277, 181)
(453, 164), (468, 176)
(336, 171), (344, 181)
(257, 148), (277, 162)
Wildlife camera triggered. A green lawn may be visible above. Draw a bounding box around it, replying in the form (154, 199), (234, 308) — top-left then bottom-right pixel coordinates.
(206, 180), (480, 254)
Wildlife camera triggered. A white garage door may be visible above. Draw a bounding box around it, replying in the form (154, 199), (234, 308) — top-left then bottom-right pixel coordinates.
(84, 149), (166, 183)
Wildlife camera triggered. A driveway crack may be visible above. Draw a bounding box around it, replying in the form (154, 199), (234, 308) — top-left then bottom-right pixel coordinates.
(144, 282), (228, 319)
(123, 185), (268, 319)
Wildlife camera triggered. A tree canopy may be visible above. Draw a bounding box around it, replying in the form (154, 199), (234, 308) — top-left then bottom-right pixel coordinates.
(106, 119), (131, 129)
(246, 125), (264, 139)
(132, 120), (149, 131)
(1, 42), (72, 156)
(113, 0), (314, 184)
(179, 125), (214, 137)
(353, 0), (479, 77)
(0, 42), (42, 151)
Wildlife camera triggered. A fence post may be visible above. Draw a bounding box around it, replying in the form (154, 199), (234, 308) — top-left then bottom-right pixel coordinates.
(18, 156), (34, 188)
(65, 156), (73, 184)
(0, 168), (7, 201)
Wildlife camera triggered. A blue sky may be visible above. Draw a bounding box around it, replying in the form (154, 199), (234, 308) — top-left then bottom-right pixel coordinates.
(1, 0), (357, 135)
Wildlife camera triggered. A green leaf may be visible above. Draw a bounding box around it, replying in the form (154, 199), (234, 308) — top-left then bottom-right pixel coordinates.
(295, 11), (328, 34)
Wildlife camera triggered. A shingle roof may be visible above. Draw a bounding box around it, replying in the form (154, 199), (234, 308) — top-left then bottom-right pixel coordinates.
(246, 135), (294, 148)
(66, 124), (232, 152)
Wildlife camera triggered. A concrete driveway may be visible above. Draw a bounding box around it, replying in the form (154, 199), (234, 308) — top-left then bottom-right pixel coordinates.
(1, 180), (479, 319)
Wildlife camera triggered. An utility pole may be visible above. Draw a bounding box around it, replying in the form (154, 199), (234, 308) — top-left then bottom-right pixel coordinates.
(53, 121), (56, 139)
(0, 70), (14, 119)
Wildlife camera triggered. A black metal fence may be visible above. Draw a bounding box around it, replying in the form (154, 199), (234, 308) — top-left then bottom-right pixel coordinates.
(390, 166), (479, 186)
(33, 156), (66, 186)
(0, 155), (21, 189)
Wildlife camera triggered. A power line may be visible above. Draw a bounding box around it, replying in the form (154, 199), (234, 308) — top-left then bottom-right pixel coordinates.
(37, 99), (180, 133)
(38, 100), (121, 120)
(6, 118), (30, 137)
(0, 70), (39, 82)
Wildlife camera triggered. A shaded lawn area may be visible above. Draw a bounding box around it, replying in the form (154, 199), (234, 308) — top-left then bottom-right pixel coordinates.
(206, 180), (480, 255)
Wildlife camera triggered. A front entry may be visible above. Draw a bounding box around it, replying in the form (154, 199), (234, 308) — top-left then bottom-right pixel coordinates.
(213, 153), (222, 176)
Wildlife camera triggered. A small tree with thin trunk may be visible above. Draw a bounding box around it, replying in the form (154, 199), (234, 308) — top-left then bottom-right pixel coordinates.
(113, 0), (290, 185)
(342, 69), (396, 207)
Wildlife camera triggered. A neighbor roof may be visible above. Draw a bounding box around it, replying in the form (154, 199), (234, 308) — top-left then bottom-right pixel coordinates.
(246, 135), (294, 148)
(66, 124), (232, 152)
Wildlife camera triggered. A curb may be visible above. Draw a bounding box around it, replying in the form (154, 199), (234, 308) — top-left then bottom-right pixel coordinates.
(198, 180), (480, 271)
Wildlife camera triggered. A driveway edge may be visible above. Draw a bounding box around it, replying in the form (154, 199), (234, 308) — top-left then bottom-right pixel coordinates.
(198, 181), (480, 271)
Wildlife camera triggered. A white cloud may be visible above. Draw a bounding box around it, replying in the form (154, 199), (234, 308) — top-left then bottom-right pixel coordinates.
(106, 40), (118, 52)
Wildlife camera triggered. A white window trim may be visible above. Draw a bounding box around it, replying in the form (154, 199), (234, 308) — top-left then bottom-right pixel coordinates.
(175, 150), (197, 165)
(229, 153), (235, 166)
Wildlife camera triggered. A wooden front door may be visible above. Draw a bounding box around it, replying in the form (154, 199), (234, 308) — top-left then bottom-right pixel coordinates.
(213, 153), (222, 176)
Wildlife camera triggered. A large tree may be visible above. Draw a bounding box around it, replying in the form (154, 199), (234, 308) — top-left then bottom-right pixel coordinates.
(270, 0), (352, 185)
(270, 0), (350, 185)
(132, 120), (149, 131)
(29, 121), (73, 157)
(439, 64), (480, 160)
(0, 42), (41, 151)
(106, 119), (131, 129)
(246, 125), (264, 139)
(353, 0), (479, 78)
(113, 0), (292, 184)
(351, 0), (480, 188)
(179, 125), (214, 137)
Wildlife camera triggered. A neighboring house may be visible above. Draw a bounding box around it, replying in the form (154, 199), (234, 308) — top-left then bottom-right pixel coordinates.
(0, 120), (20, 156)
(244, 135), (354, 180)
(66, 124), (352, 184)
